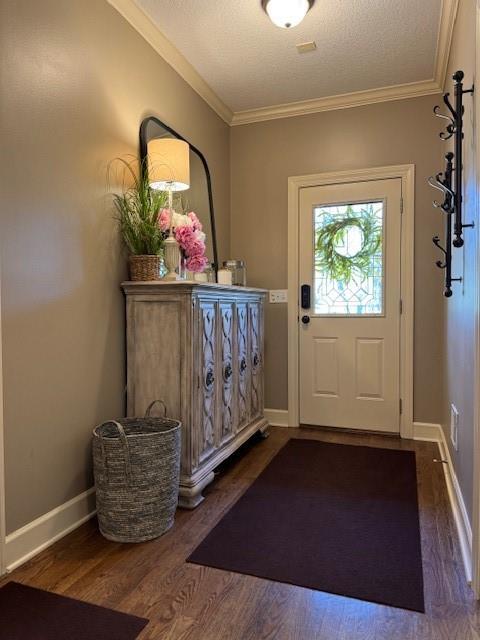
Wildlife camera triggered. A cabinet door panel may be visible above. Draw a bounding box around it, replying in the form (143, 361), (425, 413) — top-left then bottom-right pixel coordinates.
(236, 302), (250, 431)
(219, 302), (235, 446)
(198, 301), (217, 465)
(249, 301), (264, 421)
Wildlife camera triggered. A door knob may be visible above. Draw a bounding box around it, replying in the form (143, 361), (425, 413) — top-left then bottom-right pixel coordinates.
(301, 315), (310, 325)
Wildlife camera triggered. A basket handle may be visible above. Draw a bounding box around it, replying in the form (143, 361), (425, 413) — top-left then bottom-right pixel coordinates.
(144, 400), (167, 418)
(98, 420), (131, 486)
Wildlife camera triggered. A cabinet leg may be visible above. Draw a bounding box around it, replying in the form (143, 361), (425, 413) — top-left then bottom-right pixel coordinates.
(178, 471), (215, 509)
(258, 422), (270, 439)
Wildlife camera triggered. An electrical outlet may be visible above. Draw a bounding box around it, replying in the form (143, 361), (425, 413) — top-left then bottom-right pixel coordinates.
(269, 290), (288, 304)
(450, 403), (459, 450)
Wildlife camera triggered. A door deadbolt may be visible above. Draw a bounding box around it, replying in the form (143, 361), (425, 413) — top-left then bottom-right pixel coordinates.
(301, 315), (310, 325)
(301, 284), (311, 309)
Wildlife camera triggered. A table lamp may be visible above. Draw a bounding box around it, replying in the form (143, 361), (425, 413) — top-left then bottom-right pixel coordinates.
(148, 138), (190, 280)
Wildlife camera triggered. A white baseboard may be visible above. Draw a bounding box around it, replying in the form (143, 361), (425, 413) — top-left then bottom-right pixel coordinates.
(265, 408), (289, 427)
(414, 421), (472, 583)
(5, 488), (96, 573)
(412, 421), (444, 442)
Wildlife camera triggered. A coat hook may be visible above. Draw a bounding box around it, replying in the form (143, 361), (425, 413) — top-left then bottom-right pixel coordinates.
(443, 92), (457, 120)
(440, 128), (455, 141)
(432, 198), (454, 214)
(428, 175), (444, 193)
(432, 235), (447, 256)
(433, 106), (455, 139)
(428, 174), (455, 200)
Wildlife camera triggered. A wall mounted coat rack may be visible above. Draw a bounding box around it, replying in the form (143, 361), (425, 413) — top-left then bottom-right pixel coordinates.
(429, 69), (474, 297)
(431, 153), (460, 297)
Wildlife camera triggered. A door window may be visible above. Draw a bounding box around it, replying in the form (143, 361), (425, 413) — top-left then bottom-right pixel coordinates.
(313, 201), (384, 315)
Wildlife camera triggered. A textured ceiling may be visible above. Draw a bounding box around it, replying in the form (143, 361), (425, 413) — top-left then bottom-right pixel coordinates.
(136, 0), (442, 112)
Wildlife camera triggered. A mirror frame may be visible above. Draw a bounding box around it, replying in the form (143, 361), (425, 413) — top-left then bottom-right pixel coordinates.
(139, 116), (219, 275)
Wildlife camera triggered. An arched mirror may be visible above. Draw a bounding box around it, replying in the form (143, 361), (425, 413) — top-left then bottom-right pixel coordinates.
(139, 117), (218, 277)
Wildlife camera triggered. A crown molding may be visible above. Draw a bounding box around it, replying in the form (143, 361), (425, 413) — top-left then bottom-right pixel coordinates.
(107, 0), (458, 127)
(106, 0), (233, 125)
(231, 79), (442, 125)
(434, 0), (459, 90)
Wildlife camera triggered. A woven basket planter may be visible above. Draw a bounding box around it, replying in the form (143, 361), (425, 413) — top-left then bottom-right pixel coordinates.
(92, 401), (181, 543)
(129, 255), (162, 281)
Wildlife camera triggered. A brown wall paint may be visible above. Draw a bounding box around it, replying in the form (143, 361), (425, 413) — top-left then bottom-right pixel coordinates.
(441, 0), (477, 520)
(0, 0), (230, 533)
(231, 96), (443, 422)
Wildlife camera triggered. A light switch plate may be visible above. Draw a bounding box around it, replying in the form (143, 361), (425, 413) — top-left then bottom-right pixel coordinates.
(269, 290), (288, 303)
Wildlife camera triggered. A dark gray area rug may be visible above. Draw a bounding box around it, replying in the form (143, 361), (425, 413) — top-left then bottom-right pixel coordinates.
(0, 581), (148, 639)
(188, 438), (424, 612)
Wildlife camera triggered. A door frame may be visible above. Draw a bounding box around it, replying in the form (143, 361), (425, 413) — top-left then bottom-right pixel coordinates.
(287, 164), (415, 438)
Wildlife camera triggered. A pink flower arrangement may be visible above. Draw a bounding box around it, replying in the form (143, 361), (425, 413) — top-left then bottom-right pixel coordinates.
(157, 209), (208, 273)
(186, 254), (209, 272)
(187, 211), (202, 232)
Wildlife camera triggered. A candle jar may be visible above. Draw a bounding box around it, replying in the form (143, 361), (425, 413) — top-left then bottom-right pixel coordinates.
(222, 260), (246, 286)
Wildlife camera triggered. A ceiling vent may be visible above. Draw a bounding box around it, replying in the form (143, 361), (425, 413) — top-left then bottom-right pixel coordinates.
(296, 41), (317, 54)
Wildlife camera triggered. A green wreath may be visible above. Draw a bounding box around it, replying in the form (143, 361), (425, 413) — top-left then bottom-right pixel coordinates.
(315, 205), (382, 284)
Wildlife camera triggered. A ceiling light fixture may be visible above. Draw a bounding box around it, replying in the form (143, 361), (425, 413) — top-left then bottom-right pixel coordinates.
(262, 0), (314, 29)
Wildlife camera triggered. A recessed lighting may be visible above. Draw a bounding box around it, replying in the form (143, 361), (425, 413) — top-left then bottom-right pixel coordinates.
(262, 0), (315, 29)
(296, 41), (317, 53)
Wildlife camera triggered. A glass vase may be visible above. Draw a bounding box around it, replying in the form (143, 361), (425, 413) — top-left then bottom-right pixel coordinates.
(178, 254), (188, 280)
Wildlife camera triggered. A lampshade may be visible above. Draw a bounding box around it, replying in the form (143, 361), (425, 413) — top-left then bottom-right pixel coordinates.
(148, 138), (190, 191)
(263, 0), (313, 29)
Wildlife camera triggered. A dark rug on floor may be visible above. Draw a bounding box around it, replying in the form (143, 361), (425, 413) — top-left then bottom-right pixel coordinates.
(0, 581), (148, 639)
(188, 438), (424, 612)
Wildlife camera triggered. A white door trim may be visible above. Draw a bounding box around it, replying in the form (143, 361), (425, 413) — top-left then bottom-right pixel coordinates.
(287, 165), (415, 438)
(471, 0), (480, 599)
(0, 273), (6, 574)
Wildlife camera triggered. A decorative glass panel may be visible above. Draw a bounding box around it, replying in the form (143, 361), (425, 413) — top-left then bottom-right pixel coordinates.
(313, 202), (384, 315)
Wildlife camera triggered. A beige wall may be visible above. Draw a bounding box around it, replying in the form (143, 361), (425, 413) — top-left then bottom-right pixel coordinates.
(231, 96), (443, 422)
(0, 0), (230, 533)
(441, 0), (477, 519)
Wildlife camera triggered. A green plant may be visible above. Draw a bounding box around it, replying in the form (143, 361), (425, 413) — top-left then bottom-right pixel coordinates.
(315, 204), (382, 284)
(110, 157), (168, 255)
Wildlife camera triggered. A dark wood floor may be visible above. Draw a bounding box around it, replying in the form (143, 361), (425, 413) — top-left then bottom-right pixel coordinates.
(2, 427), (480, 639)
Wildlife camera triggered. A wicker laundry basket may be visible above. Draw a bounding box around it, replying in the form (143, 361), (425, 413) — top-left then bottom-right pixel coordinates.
(92, 400), (181, 543)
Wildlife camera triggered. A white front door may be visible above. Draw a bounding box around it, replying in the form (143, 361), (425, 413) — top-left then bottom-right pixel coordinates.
(299, 178), (402, 433)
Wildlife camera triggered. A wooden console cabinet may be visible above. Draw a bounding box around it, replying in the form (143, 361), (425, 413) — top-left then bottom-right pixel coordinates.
(122, 281), (268, 508)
